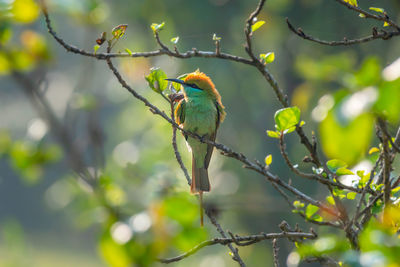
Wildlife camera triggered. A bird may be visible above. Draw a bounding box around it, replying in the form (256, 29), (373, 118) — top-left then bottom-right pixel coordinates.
(166, 70), (225, 226)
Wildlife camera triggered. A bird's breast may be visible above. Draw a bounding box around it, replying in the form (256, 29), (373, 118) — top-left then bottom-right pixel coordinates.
(183, 98), (217, 135)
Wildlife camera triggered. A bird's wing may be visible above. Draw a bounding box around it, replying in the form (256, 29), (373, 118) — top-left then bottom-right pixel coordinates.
(204, 101), (222, 169)
(174, 99), (186, 125)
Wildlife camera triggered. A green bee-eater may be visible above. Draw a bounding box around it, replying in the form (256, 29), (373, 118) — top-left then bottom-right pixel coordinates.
(167, 70), (225, 225)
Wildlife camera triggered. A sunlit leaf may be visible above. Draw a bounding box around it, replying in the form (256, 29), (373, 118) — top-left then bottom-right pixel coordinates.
(125, 48), (132, 56)
(343, 0), (357, 7)
(112, 24), (128, 39)
(326, 196), (335, 205)
(145, 68), (168, 93)
(170, 37), (179, 44)
(94, 44), (100, 54)
(359, 13), (366, 18)
(151, 22), (165, 34)
(260, 52), (275, 64)
(305, 204), (319, 218)
(265, 154), (272, 166)
(293, 200), (305, 209)
(0, 52), (11, 75)
(274, 106), (300, 132)
(251, 20), (265, 32)
(11, 0), (40, 24)
(212, 33), (221, 41)
(346, 192), (357, 200)
(383, 21), (390, 27)
(369, 7), (385, 13)
(266, 130), (280, 139)
(327, 159), (347, 173)
(368, 147), (379, 154)
(336, 168), (354, 176)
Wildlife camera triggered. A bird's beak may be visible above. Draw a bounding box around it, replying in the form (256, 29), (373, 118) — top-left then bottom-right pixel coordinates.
(165, 78), (185, 85)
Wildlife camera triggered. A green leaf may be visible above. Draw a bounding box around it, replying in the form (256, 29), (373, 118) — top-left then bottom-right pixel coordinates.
(12, 0), (40, 24)
(265, 154), (272, 166)
(368, 147), (379, 154)
(125, 48), (132, 56)
(346, 192), (357, 200)
(326, 196), (335, 205)
(293, 200), (304, 209)
(359, 13), (366, 18)
(305, 204), (319, 218)
(343, 0), (357, 7)
(274, 106), (301, 132)
(260, 52), (275, 64)
(212, 33), (221, 41)
(94, 44), (100, 55)
(170, 37), (179, 44)
(112, 24), (128, 39)
(336, 168), (354, 176)
(266, 130), (281, 139)
(326, 159), (347, 173)
(369, 7), (385, 13)
(145, 68), (168, 93)
(251, 20), (265, 32)
(151, 22), (165, 34)
(299, 120), (306, 127)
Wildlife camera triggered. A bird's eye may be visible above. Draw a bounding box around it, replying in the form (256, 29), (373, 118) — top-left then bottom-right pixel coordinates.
(190, 83), (202, 90)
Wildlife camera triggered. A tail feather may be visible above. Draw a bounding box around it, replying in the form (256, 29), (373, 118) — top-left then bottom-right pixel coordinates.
(191, 155), (210, 193)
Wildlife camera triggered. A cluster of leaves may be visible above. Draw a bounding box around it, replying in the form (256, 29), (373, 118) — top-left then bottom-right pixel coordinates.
(0, 130), (61, 184)
(0, 0), (50, 75)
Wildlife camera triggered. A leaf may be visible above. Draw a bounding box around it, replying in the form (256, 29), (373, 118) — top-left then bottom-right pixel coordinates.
(326, 196), (335, 205)
(112, 24), (128, 39)
(326, 159), (347, 173)
(260, 52), (275, 64)
(383, 21), (390, 27)
(293, 200), (304, 209)
(145, 68), (168, 93)
(346, 192), (357, 200)
(369, 7), (385, 13)
(266, 130), (280, 139)
(359, 13), (366, 18)
(212, 33), (221, 41)
(125, 48), (132, 56)
(368, 147), (379, 154)
(170, 37), (179, 44)
(274, 106), (301, 132)
(305, 204), (319, 218)
(343, 0), (357, 7)
(12, 0), (40, 24)
(299, 120), (306, 127)
(151, 22), (165, 34)
(336, 168), (354, 176)
(251, 20), (265, 32)
(265, 154), (272, 166)
(94, 45), (100, 55)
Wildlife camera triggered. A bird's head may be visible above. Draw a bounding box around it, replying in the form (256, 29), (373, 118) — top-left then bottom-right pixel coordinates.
(166, 70), (221, 101)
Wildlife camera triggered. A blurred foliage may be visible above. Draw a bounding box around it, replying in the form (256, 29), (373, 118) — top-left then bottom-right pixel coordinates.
(1, 0), (400, 266)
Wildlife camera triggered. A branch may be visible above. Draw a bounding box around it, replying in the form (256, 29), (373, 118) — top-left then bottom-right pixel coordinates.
(158, 230), (316, 264)
(286, 18), (400, 46)
(272, 239), (280, 267)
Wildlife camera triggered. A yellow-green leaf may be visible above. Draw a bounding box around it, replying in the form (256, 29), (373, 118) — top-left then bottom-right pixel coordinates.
(212, 33), (221, 41)
(112, 24), (128, 39)
(12, 0), (40, 24)
(125, 48), (132, 56)
(265, 154), (272, 166)
(94, 45), (100, 54)
(368, 147), (379, 154)
(346, 192), (357, 200)
(170, 37), (179, 44)
(251, 20), (265, 32)
(369, 7), (385, 13)
(359, 13), (366, 18)
(343, 0), (357, 7)
(383, 21), (390, 27)
(326, 196), (335, 205)
(260, 52), (275, 64)
(266, 130), (280, 139)
(151, 22), (165, 34)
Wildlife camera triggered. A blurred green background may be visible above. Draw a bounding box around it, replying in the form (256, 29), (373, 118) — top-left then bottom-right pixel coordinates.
(1, 0), (400, 266)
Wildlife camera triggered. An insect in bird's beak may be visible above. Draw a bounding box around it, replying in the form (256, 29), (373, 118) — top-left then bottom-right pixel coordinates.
(165, 78), (185, 84)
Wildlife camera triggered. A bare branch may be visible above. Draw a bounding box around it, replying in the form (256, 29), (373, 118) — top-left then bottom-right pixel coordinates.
(286, 18), (400, 46)
(158, 230), (316, 264)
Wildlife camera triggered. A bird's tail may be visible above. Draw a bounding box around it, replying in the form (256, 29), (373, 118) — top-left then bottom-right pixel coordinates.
(191, 154), (210, 226)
